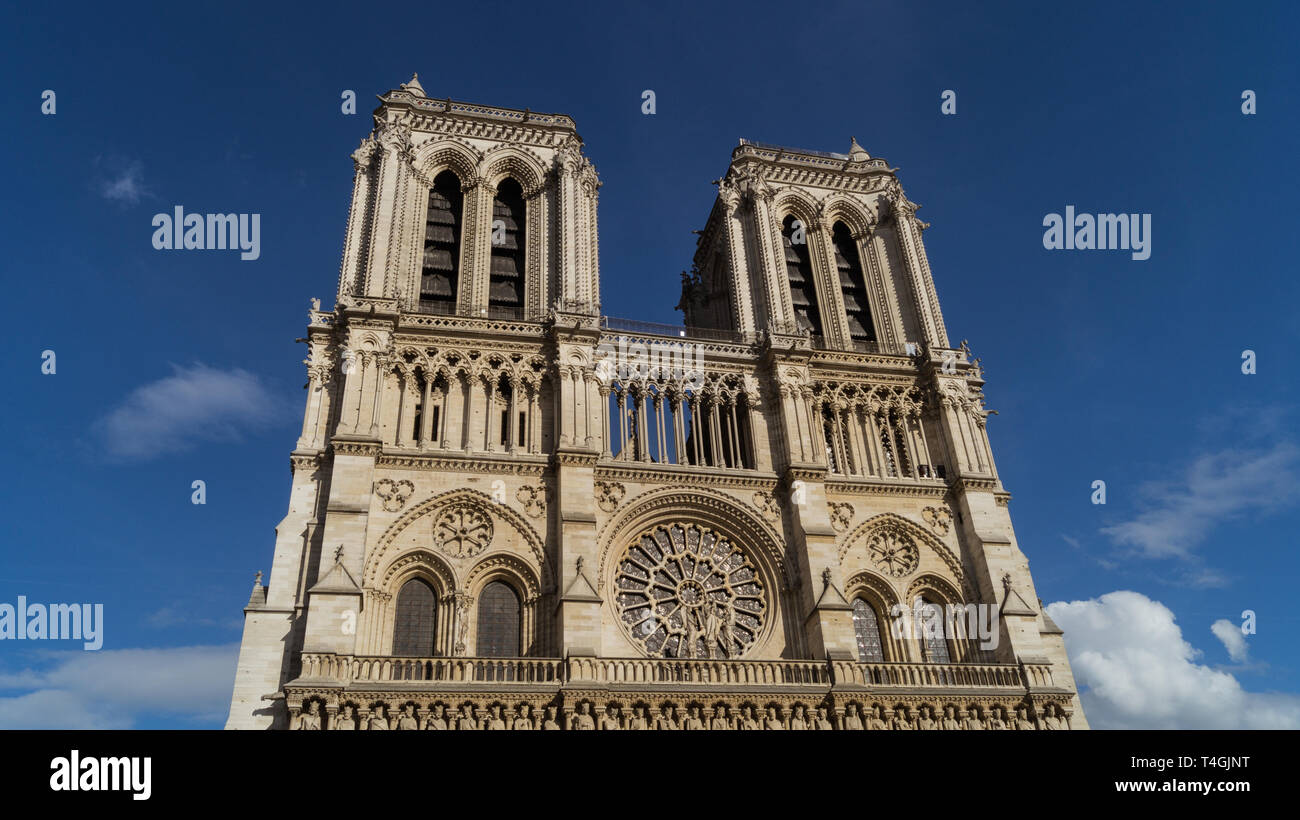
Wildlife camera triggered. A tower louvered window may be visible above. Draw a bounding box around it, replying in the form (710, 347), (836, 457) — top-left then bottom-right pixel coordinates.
(833, 222), (876, 342)
(420, 171), (463, 312)
(782, 215), (822, 337)
(489, 178), (525, 318)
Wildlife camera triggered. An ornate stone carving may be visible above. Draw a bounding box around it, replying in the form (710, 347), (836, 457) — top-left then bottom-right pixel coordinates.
(516, 484), (549, 518)
(374, 478), (415, 512)
(867, 526), (919, 578)
(829, 502), (854, 533)
(922, 505), (952, 535)
(595, 480), (626, 513)
(614, 523), (767, 659)
(752, 490), (781, 521)
(434, 504), (494, 557)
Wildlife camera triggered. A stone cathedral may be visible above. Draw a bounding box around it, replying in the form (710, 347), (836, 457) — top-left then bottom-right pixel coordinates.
(225, 75), (1088, 731)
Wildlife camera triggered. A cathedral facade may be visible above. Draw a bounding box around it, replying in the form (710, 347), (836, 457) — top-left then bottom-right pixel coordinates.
(224, 75), (1088, 731)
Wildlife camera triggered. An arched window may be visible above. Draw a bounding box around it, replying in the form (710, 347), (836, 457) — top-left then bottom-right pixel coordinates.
(852, 599), (886, 662)
(421, 171), (464, 312)
(489, 178), (525, 318)
(782, 215), (822, 337)
(476, 581), (521, 657)
(392, 578), (437, 656)
(832, 222), (875, 342)
(917, 597), (952, 663)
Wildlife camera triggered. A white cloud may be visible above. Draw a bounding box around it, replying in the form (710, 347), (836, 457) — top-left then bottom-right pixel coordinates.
(1047, 591), (1300, 729)
(95, 363), (283, 459)
(1100, 443), (1300, 560)
(0, 644), (239, 729)
(1211, 618), (1249, 663)
(99, 160), (150, 205)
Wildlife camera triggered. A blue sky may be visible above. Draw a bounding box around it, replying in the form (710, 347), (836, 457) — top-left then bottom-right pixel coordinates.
(1, 1), (1297, 728)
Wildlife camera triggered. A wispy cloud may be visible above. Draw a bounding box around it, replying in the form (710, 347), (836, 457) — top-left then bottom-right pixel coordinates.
(98, 159), (150, 205)
(1048, 591), (1299, 729)
(1100, 442), (1300, 561)
(94, 363), (284, 460)
(0, 644), (239, 729)
(1211, 618), (1250, 663)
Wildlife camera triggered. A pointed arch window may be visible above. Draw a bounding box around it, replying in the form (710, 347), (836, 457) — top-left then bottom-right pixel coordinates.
(782, 215), (822, 337)
(476, 581), (521, 657)
(392, 578), (437, 656)
(832, 222), (876, 342)
(917, 597), (952, 664)
(489, 178), (526, 318)
(421, 171), (463, 312)
(852, 599), (886, 662)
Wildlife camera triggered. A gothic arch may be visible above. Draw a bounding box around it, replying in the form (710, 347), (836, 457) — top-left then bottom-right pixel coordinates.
(596, 486), (788, 589)
(480, 145), (547, 195)
(465, 551), (541, 599)
(771, 188), (820, 228)
(365, 487), (552, 590)
(378, 548), (457, 599)
(904, 573), (965, 606)
(411, 139), (481, 188)
(839, 512), (967, 593)
(821, 195), (879, 239)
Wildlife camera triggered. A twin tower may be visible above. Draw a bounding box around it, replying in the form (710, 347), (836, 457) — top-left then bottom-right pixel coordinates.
(225, 75), (1087, 731)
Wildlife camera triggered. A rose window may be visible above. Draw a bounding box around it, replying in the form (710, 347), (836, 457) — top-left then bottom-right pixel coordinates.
(615, 523), (766, 659)
(434, 504), (494, 557)
(868, 527), (919, 577)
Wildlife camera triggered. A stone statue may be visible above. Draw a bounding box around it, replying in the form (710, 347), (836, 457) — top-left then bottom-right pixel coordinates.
(573, 702), (596, 730)
(396, 703), (419, 730)
(916, 705), (937, 731)
(963, 706), (985, 731)
(368, 704), (390, 730)
(457, 704), (479, 731)
(813, 706), (833, 731)
(866, 704), (887, 730)
(487, 704), (506, 730)
(332, 704), (357, 730)
(513, 704), (535, 731)
(710, 705), (732, 731)
(683, 705), (704, 731)
(599, 705), (622, 730)
(941, 705), (961, 731)
(296, 701), (322, 730)
(542, 705), (561, 730)
(789, 704), (809, 731)
(738, 705), (760, 730)
(1043, 704), (1066, 730)
(654, 705), (678, 731)
(1015, 705), (1035, 731)
(628, 705), (648, 730)
(764, 706), (784, 730)
(988, 706), (1008, 731)
(843, 703), (865, 730)
(890, 706), (913, 730)
(703, 605), (721, 659)
(423, 704), (448, 730)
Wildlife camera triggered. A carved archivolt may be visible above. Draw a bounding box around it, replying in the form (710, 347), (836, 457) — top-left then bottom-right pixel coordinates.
(365, 488), (550, 590)
(614, 523), (766, 659)
(596, 487), (788, 591)
(377, 549), (457, 598)
(840, 512), (966, 590)
(465, 552), (541, 599)
(905, 573), (965, 606)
